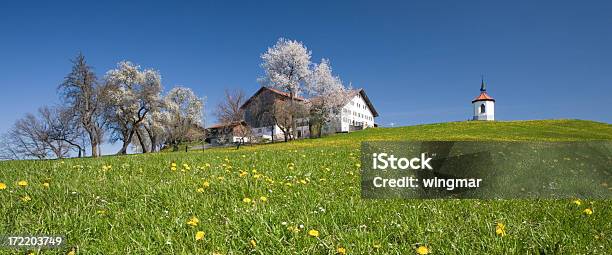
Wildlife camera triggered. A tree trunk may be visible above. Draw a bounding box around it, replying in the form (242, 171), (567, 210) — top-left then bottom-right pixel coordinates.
(172, 140), (179, 152)
(117, 129), (135, 155)
(135, 129), (148, 153)
(144, 126), (156, 152)
(88, 131), (99, 158)
(309, 121), (322, 139)
(91, 143), (98, 157)
(289, 98), (297, 140)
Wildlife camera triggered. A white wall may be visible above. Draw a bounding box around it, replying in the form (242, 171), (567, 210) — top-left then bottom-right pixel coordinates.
(324, 93), (376, 133)
(472, 100), (495, 120)
(251, 125), (283, 138)
(251, 122), (311, 139)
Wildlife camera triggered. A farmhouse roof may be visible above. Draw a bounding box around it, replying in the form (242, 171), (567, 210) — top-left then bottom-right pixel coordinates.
(240, 86), (379, 117)
(348, 88), (379, 117)
(240, 87), (305, 109)
(206, 121), (246, 130)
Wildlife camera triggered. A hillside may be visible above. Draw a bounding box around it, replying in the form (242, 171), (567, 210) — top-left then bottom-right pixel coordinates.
(0, 119), (610, 254)
(222, 119), (612, 151)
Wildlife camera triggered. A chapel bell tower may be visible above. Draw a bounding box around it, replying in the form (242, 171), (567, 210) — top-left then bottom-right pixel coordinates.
(472, 78), (495, 121)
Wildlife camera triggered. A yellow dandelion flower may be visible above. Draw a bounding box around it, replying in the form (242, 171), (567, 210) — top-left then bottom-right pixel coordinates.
(416, 245), (429, 255)
(373, 243), (382, 249)
(67, 247), (77, 255)
(0, 182), (7, 190)
(18, 180), (28, 187)
(187, 216), (199, 227)
(583, 208), (593, 215)
(171, 162), (177, 167)
(203, 181), (210, 187)
(495, 222), (506, 237)
(250, 239), (256, 248)
(239, 171), (248, 177)
(42, 182), (50, 188)
(195, 231), (205, 241)
(308, 229), (320, 237)
(337, 247), (347, 255)
(572, 199), (582, 206)
(171, 166), (177, 171)
(97, 210), (106, 215)
(355, 163), (361, 168)
(243, 198), (252, 203)
(196, 188), (205, 193)
(21, 195), (32, 202)
(299, 179), (307, 184)
(260, 196), (267, 202)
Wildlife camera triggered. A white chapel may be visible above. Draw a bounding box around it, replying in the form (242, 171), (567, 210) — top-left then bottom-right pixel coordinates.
(472, 79), (495, 121)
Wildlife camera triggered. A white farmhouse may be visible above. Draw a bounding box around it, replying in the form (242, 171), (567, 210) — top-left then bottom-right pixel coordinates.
(324, 89), (378, 133)
(472, 79), (495, 121)
(241, 87), (378, 140)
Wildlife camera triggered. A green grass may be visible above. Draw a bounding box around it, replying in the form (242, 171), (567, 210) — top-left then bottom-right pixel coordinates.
(1, 119), (610, 254)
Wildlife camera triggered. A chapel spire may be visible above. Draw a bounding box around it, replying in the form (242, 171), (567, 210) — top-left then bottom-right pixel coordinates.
(480, 76), (486, 92)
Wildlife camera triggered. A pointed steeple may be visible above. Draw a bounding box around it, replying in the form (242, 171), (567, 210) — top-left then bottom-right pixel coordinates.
(480, 76), (486, 92)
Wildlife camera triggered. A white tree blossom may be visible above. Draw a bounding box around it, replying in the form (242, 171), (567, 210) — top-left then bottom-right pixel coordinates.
(140, 110), (170, 152)
(104, 61), (163, 154)
(260, 38), (312, 97)
(306, 59), (350, 137)
(163, 86), (204, 151)
(260, 38), (312, 139)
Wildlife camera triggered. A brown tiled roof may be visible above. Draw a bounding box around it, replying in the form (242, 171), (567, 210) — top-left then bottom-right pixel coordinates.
(347, 89), (378, 117)
(240, 86), (379, 117)
(265, 87), (305, 101)
(240, 87), (305, 109)
(206, 121), (246, 129)
(472, 92), (495, 103)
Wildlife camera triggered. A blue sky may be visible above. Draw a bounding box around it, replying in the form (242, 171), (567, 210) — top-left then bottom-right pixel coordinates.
(1, 0), (611, 154)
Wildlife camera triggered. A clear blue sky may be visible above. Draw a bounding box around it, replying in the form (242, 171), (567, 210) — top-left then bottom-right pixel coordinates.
(1, 1), (611, 154)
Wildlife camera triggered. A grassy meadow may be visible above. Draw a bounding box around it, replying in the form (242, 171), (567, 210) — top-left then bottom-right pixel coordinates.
(0, 119), (611, 254)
